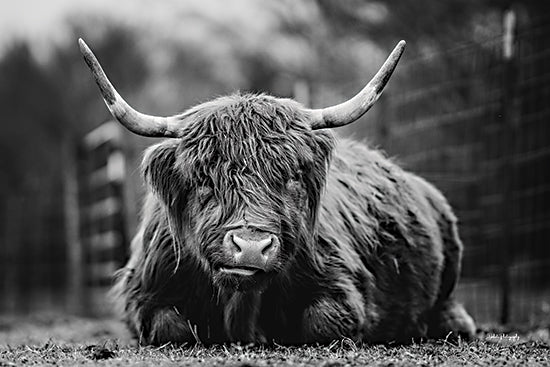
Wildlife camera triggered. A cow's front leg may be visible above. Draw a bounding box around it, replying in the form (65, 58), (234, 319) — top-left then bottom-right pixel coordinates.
(301, 295), (365, 343)
(147, 307), (196, 346)
(224, 292), (267, 344)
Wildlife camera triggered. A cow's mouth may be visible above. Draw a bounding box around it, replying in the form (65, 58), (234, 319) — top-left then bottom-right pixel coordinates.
(219, 266), (262, 276)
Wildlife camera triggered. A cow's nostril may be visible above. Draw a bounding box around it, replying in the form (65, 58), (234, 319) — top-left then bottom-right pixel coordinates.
(231, 235), (243, 253)
(259, 237), (273, 255)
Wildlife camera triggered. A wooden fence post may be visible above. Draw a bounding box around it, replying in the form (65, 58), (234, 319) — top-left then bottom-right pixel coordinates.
(79, 121), (128, 315)
(63, 135), (83, 314)
(499, 7), (518, 325)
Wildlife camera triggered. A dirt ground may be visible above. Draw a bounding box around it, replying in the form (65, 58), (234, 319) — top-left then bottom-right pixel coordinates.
(0, 314), (549, 366)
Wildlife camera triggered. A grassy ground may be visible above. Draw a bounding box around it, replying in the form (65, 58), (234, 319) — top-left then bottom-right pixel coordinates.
(0, 314), (549, 366)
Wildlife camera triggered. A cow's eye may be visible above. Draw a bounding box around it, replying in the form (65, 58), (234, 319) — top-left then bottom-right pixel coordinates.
(286, 178), (305, 195)
(286, 178), (307, 209)
(291, 169), (303, 181)
(285, 168), (304, 189)
(196, 186), (213, 204)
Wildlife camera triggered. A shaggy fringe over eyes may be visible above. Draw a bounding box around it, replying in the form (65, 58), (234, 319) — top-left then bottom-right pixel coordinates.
(142, 93), (334, 270)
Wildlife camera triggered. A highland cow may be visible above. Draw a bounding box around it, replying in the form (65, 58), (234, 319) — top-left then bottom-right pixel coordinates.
(79, 38), (476, 345)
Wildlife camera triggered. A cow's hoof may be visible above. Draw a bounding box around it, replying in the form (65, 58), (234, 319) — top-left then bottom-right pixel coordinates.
(149, 308), (196, 345)
(302, 297), (362, 343)
(428, 300), (476, 341)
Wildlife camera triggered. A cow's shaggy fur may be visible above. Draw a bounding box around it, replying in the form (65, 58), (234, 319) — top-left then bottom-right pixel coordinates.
(113, 93), (475, 345)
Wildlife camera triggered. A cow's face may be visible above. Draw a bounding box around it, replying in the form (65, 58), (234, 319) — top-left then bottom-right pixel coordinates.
(143, 95), (333, 290)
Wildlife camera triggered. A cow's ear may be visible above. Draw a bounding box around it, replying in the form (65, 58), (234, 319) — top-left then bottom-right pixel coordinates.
(142, 140), (182, 204)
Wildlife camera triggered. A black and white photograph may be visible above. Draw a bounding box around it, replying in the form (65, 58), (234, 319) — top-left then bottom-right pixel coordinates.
(0, 0), (549, 365)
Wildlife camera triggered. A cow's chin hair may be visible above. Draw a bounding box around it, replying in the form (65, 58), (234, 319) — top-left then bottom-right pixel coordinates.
(211, 267), (276, 293)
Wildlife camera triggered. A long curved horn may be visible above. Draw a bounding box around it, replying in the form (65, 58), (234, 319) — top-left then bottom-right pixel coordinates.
(78, 38), (182, 137)
(308, 40), (406, 130)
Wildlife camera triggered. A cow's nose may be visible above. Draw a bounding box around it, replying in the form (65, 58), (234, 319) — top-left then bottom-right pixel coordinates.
(232, 235), (273, 256)
(223, 231), (279, 271)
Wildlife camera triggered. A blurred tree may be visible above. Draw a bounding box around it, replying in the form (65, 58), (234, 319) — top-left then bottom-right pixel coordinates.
(314, 1), (550, 71)
(310, 1), (511, 139)
(0, 42), (64, 193)
(316, 1), (499, 51)
(0, 23), (151, 199)
(49, 22), (150, 137)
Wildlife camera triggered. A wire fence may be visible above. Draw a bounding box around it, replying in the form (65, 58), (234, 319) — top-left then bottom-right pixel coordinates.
(0, 124), (132, 316)
(372, 13), (550, 326)
(0, 187), (67, 314)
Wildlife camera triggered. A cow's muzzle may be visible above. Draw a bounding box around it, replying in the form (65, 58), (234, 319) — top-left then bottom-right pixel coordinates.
(221, 229), (280, 275)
